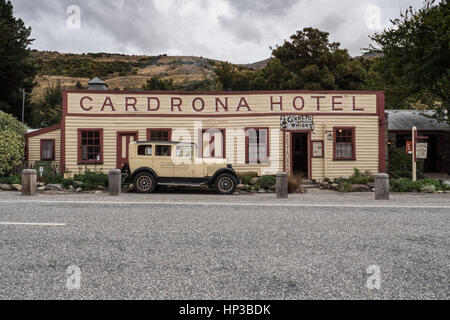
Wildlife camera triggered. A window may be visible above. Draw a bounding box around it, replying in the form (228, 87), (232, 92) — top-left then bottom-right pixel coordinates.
(78, 129), (103, 164)
(201, 129), (225, 158)
(147, 128), (171, 141)
(40, 139), (55, 161)
(155, 145), (171, 156)
(138, 145), (152, 156)
(176, 145), (192, 158)
(246, 128), (269, 164)
(334, 127), (355, 160)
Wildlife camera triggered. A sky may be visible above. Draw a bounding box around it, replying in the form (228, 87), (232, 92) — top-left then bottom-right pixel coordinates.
(10, 0), (424, 64)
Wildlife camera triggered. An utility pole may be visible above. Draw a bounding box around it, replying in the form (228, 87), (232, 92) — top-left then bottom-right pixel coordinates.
(412, 126), (417, 181)
(21, 88), (25, 124)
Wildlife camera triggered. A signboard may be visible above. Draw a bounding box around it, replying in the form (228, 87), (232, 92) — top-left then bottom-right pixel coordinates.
(416, 142), (428, 159)
(406, 141), (412, 154)
(280, 115), (315, 131)
(312, 141), (324, 158)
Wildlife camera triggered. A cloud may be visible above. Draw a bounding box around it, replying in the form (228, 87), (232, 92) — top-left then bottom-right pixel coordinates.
(10, 0), (424, 63)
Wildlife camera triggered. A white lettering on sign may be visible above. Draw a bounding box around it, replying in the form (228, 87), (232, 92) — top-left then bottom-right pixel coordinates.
(280, 115), (315, 132)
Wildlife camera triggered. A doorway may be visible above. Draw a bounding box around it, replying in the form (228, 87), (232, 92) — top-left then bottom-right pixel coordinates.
(291, 132), (309, 178)
(117, 131), (138, 169)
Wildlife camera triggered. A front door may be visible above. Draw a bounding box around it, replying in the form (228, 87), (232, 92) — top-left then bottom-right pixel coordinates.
(117, 132), (138, 169)
(292, 132), (309, 177)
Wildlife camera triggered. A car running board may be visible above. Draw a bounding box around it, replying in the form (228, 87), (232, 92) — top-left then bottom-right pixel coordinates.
(158, 182), (208, 187)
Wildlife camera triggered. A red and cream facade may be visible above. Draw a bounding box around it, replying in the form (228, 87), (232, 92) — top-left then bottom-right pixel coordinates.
(26, 90), (386, 180)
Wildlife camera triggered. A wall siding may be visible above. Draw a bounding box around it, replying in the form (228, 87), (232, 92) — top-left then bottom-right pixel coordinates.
(27, 129), (61, 165)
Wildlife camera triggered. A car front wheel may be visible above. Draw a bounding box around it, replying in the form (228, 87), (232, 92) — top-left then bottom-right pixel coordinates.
(133, 172), (156, 193)
(215, 173), (237, 195)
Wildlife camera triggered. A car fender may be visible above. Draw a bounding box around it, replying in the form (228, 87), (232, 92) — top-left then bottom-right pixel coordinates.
(131, 167), (158, 182)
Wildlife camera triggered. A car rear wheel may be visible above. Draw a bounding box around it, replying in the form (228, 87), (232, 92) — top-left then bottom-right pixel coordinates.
(133, 172), (156, 193)
(215, 173), (237, 195)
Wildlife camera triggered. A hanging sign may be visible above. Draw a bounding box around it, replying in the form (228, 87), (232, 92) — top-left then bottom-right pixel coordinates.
(280, 115), (315, 131)
(416, 142), (428, 159)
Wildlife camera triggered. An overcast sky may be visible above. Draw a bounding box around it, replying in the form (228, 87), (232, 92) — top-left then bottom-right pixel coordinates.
(11, 0), (424, 64)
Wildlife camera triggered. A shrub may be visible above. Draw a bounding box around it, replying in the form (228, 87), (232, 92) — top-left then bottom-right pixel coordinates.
(61, 178), (74, 189)
(237, 171), (258, 184)
(74, 170), (108, 190)
(391, 178), (445, 192)
(288, 173), (304, 193)
(388, 148), (424, 179)
(340, 181), (353, 192)
(391, 178), (415, 192)
(0, 174), (21, 184)
(348, 167), (374, 184)
(43, 171), (64, 184)
(0, 112), (26, 176)
(259, 175), (276, 189)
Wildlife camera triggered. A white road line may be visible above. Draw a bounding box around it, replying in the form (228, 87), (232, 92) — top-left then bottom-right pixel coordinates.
(0, 222), (66, 226)
(0, 200), (449, 209)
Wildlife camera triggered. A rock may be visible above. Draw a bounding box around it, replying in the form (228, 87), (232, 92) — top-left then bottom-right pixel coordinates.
(38, 182), (46, 187)
(237, 184), (245, 189)
(97, 185), (106, 191)
(437, 190), (444, 194)
(350, 184), (370, 192)
(94, 190), (103, 194)
(368, 182), (375, 189)
(249, 177), (260, 185)
(76, 187), (82, 193)
(45, 183), (63, 191)
(420, 184), (436, 193)
(69, 185), (74, 189)
(330, 183), (339, 189)
(11, 184), (22, 191)
(321, 181), (329, 186)
(258, 188), (266, 193)
(0, 183), (12, 191)
(73, 181), (84, 187)
(37, 186), (45, 191)
(233, 191), (240, 195)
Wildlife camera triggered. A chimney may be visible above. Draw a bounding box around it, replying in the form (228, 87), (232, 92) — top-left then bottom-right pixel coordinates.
(88, 77), (108, 90)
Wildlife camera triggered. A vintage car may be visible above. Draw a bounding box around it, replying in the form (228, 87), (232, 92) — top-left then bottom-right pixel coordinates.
(122, 141), (237, 194)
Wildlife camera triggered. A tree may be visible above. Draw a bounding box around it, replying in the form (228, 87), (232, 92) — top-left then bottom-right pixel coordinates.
(29, 81), (63, 128)
(0, 0), (36, 121)
(0, 111), (25, 176)
(369, 0), (450, 121)
(142, 76), (175, 90)
(214, 28), (367, 91)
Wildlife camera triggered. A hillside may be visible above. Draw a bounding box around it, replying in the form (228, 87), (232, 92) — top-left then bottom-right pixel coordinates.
(29, 51), (223, 102)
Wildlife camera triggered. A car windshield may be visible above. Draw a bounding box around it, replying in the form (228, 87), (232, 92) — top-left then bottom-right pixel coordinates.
(176, 145), (192, 158)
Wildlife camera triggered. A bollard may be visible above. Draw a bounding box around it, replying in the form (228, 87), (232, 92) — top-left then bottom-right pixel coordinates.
(375, 173), (389, 200)
(109, 169), (121, 196)
(22, 169), (37, 196)
(276, 172), (288, 199)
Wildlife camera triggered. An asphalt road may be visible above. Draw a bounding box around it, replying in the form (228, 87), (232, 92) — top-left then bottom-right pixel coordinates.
(0, 190), (449, 299)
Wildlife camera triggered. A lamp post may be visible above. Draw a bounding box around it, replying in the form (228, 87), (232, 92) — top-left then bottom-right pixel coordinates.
(21, 88), (25, 124)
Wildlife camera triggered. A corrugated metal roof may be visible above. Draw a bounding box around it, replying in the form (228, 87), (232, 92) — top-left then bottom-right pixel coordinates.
(386, 110), (450, 131)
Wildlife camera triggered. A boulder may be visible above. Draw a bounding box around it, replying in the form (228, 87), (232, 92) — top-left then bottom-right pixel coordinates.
(249, 177), (260, 185)
(0, 183), (12, 191)
(257, 189), (266, 193)
(350, 184), (370, 192)
(11, 184), (22, 191)
(237, 184), (245, 189)
(73, 181), (84, 187)
(37, 182), (46, 187)
(97, 185), (106, 191)
(37, 186), (46, 191)
(69, 185), (74, 189)
(94, 190), (103, 194)
(76, 187), (83, 193)
(45, 183), (63, 191)
(330, 183), (339, 190)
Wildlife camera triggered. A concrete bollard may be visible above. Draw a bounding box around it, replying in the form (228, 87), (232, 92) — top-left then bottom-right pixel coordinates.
(109, 169), (121, 196)
(375, 173), (389, 200)
(22, 169), (37, 196)
(276, 172), (288, 199)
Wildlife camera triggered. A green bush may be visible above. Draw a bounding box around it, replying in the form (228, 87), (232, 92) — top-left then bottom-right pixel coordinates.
(340, 181), (353, 192)
(74, 170), (108, 190)
(0, 112), (26, 176)
(0, 174), (21, 184)
(391, 178), (446, 192)
(259, 175), (276, 189)
(42, 171), (64, 184)
(347, 167), (374, 184)
(61, 178), (74, 189)
(388, 148), (424, 179)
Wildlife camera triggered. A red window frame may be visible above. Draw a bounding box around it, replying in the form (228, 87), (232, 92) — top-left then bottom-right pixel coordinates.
(77, 128), (103, 164)
(333, 127), (356, 160)
(40, 139), (55, 161)
(200, 128), (226, 158)
(245, 127), (270, 164)
(146, 128), (172, 141)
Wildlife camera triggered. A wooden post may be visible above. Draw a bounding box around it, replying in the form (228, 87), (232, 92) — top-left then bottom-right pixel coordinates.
(22, 169), (37, 196)
(276, 172), (288, 198)
(109, 169), (121, 196)
(412, 126), (417, 181)
(375, 173), (389, 200)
